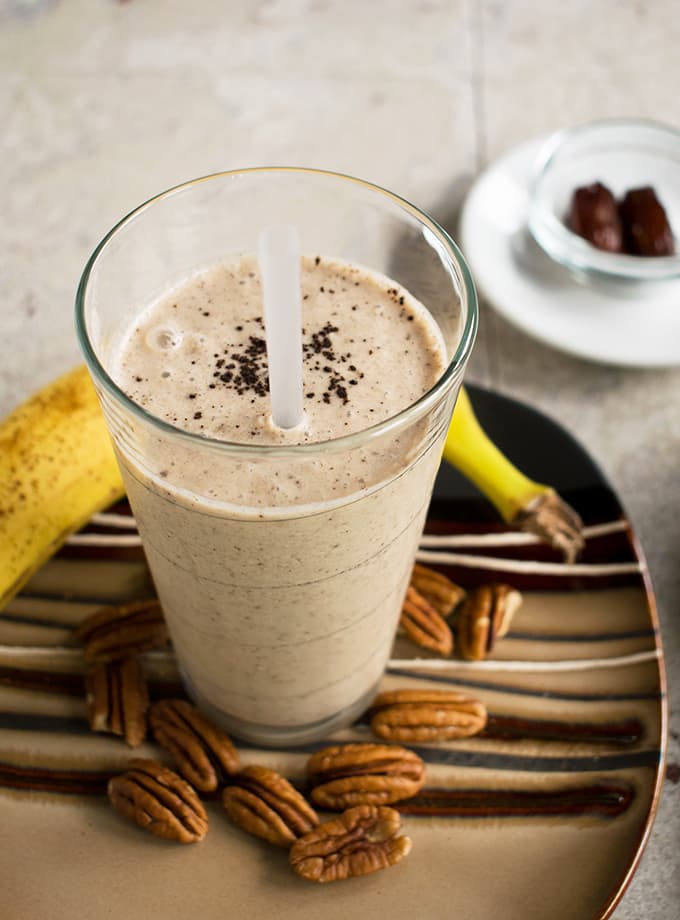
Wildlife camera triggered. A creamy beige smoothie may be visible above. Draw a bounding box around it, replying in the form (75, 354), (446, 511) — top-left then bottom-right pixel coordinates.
(112, 254), (450, 744)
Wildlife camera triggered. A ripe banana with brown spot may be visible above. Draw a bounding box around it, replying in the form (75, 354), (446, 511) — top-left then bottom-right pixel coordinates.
(0, 368), (582, 613)
(0, 365), (124, 609)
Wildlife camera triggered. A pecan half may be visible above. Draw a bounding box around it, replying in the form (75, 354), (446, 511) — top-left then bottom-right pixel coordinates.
(74, 598), (169, 662)
(456, 583), (522, 661)
(290, 805), (411, 883)
(149, 699), (239, 792)
(108, 758), (207, 843)
(400, 586), (453, 656)
(370, 688), (487, 742)
(307, 743), (425, 810)
(411, 563), (465, 618)
(222, 765), (319, 847)
(85, 656), (149, 747)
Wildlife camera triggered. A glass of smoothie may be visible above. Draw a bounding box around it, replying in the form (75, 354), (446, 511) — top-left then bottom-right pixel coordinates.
(75, 169), (478, 747)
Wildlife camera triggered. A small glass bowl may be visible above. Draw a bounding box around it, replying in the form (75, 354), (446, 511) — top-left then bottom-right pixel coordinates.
(528, 118), (680, 283)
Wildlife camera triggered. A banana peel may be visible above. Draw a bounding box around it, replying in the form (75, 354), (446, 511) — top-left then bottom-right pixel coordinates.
(0, 365), (125, 609)
(443, 386), (584, 562)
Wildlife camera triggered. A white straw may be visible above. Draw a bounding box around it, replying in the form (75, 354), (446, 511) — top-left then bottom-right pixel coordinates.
(258, 225), (304, 429)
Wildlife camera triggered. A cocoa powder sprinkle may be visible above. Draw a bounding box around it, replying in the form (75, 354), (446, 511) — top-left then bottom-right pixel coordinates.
(206, 318), (365, 407)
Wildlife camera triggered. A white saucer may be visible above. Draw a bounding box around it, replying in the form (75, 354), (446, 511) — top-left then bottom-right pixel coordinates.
(459, 137), (680, 367)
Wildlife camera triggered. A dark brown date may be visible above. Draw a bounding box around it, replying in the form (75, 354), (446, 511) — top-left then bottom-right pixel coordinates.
(566, 182), (623, 252)
(619, 186), (675, 256)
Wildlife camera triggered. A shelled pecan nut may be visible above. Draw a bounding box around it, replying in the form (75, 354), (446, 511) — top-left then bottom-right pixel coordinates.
(85, 656), (149, 747)
(148, 699), (239, 792)
(307, 743), (425, 809)
(289, 805), (411, 883)
(411, 563), (466, 618)
(400, 586), (453, 656)
(456, 583), (522, 661)
(74, 598), (169, 662)
(108, 758), (208, 843)
(370, 688), (487, 742)
(222, 765), (319, 847)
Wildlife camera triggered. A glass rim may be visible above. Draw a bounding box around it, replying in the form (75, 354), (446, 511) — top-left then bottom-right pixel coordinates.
(75, 166), (478, 458)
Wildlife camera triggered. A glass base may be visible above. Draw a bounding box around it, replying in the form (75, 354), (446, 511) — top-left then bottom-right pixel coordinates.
(180, 671), (381, 748)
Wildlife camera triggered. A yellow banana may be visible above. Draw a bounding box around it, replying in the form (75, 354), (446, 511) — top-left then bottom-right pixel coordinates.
(0, 365), (125, 609)
(0, 367), (582, 614)
(443, 387), (584, 562)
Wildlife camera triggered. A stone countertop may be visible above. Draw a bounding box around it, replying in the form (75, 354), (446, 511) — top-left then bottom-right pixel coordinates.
(1, 1), (678, 916)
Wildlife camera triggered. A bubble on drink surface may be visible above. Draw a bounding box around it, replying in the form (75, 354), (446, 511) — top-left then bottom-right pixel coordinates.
(146, 326), (183, 352)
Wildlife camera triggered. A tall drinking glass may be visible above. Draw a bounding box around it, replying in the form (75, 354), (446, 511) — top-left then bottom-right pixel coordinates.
(76, 169), (477, 746)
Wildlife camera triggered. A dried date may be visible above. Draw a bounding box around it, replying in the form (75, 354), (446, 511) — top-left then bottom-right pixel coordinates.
(619, 186), (675, 256)
(566, 182), (623, 253)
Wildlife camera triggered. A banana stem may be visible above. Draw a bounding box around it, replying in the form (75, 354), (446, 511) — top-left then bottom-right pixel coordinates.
(442, 387), (584, 561)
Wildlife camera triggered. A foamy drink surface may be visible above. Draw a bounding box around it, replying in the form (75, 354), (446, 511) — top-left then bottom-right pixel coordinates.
(117, 255), (445, 449)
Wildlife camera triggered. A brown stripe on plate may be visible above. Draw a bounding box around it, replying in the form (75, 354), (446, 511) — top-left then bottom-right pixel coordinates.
(0, 760), (113, 796)
(483, 714), (644, 745)
(57, 544), (146, 563)
(0, 702), (638, 746)
(0, 753), (635, 823)
(0, 667), (85, 697)
(0, 666), (183, 701)
(398, 781), (635, 819)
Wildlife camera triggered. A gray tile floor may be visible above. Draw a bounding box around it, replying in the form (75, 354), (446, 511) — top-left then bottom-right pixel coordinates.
(1, 1), (678, 916)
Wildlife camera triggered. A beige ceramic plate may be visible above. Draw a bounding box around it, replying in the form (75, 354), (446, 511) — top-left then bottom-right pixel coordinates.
(0, 387), (666, 919)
